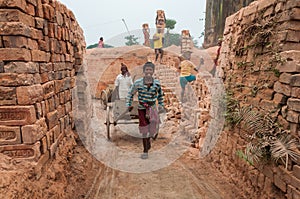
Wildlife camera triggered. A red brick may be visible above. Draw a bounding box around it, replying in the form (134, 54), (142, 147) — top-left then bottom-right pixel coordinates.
(35, 1), (43, 18)
(3, 35), (27, 48)
(0, 86), (16, 105)
(0, 125), (21, 145)
(273, 93), (287, 105)
(286, 110), (299, 123)
(0, 48), (31, 61)
(286, 30), (300, 43)
(46, 110), (58, 129)
(276, 63), (300, 73)
(290, 74), (300, 87)
(0, 73), (36, 86)
(0, 9), (34, 26)
(0, 0), (26, 12)
(52, 125), (60, 141)
(40, 136), (47, 154)
(42, 81), (55, 99)
(0, 142), (41, 161)
(257, 89), (274, 100)
(274, 81), (291, 96)
(279, 42), (300, 52)
(21, 118), (47, 144)
(291, 87), (300, 98)
(43, 4), (55, 21)
(16, 84), (43, 105)
(31, 50), (49, 62)
(38, 39), (49, 51)
(0, 106), (36, 125)
(27, 38), (38, 50)
(279, 73), (292, 84)
(277, 21), (300, 31)
(257, 0), (276, 11)
(25, 2), (35, 16)
(287, 98), (300, 112)
(46, 128), (54, 148)
(291, 7), (300, 20)
(47, 97), (55, 112)
(4, 61), (39, 74)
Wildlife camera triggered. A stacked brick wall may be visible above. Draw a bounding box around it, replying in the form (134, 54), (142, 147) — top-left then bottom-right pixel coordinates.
(208, 0), (300, 198)
(0, 0), (85, 171)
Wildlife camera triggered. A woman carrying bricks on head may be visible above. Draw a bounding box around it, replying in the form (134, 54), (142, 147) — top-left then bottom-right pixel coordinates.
(153, 28), (164, 63)
(178, 52), (199, 102)
(126, 62), (165, 159)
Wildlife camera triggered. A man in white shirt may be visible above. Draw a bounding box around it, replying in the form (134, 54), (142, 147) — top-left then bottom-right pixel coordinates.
(114, 63), (133, 99)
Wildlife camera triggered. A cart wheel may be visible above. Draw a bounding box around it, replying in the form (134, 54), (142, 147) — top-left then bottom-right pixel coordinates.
(100, 90), (108, 110)
(106, 105), (111, 140)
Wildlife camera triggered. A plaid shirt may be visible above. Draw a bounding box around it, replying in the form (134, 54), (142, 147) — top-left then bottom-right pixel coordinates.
(126, 77), (164, 109)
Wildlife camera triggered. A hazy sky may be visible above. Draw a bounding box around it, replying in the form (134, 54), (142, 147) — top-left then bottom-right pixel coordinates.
(58, 0), (206, 47)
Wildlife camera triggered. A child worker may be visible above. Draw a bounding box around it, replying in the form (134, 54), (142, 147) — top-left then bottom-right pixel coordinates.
(126, 62), (165, 159)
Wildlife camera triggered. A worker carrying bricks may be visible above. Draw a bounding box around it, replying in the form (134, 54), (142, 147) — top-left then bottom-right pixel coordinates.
(178, 52), (199, 102)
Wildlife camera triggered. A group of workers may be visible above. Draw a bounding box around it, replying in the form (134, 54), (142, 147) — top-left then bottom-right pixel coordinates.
(112, 48), (204, 159)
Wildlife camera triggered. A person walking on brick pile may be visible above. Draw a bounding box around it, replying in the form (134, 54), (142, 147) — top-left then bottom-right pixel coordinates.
(98, 37), (104, 48)
(126, 62), (165, 159)
(153, 28), (164, 63)
(178, 52), (199, 102)
(114, 63), (133, 100)
(142, 23), (150, 47)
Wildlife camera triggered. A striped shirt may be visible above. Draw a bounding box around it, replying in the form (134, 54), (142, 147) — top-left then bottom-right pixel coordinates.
(126, 77), (164, 109)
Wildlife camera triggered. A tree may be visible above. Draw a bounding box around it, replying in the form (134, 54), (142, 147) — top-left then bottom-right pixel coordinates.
(86, 43), (114, 49)
(165, 19), (176, 47)
(124, 35), (139, 46)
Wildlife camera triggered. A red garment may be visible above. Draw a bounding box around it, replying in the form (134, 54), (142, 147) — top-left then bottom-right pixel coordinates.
(138, 108), (159, 136)
(98, 40), (104, 48)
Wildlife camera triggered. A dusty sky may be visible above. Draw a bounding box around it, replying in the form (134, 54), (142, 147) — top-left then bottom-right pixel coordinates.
(58, 0), (206, 47)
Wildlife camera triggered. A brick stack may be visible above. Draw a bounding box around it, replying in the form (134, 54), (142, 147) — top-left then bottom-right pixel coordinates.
(209, 0), (300, 198)
(0, 0), (85, 170)
(180, 30), (193, 54)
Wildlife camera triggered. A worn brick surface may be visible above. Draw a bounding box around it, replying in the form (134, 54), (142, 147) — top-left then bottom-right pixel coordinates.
(0, 106), (36, 125)
(0, 48), (31, 61)
(16, 84), (43, 105)
(0, 9), (35, 26)
(0, 142), (41, 161)
(0, 0), (27, 12)
(4, 62), (39, 74)
(0, 125), (21, 145)
(22, 118), (47, 144)
(46, 110), (58, 129)
(0, 86), (16, 105)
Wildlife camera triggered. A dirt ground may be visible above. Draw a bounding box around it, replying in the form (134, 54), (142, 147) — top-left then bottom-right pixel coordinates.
(0, 99), (244, 199)
(0, 46), (244, 199)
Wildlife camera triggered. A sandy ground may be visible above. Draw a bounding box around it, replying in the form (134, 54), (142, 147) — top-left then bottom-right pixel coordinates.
(0, 45), (243, 199)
